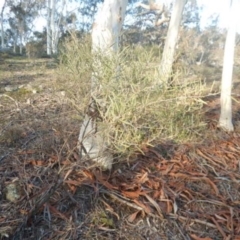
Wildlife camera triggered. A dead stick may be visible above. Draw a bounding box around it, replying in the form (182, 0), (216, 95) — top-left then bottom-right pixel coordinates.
(169, 214), (217, 229)
(103, 189), (217, 229)
(13, 178), (63, 238)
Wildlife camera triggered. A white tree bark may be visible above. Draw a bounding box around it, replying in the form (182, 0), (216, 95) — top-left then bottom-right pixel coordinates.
(48, 0), (65, 55)
(19, 19), (24, 55)
(159, 0), (187, 84)
(78, 0), (128, 170)
(0, 0), (6, 49)
(54, 0), (66, 54)
(219, 0), (239, 131)
(50, 0), (57, 54)
(47, 0), (51, 55)
(13, 37), (16, 53)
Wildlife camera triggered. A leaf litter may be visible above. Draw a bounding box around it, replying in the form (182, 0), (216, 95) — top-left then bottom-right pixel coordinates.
(1, 60), (240, 239)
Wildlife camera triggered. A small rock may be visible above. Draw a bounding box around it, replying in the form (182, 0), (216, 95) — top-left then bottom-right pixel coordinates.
(5, 182), (21, 202)
(4, 85), (18, 92)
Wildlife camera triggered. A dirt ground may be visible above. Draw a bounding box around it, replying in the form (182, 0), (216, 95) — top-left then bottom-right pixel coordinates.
(1, 54), (240, 240)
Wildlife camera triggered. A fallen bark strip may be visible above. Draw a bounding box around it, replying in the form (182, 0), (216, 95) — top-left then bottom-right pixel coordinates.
(101, 188), (218, 240)
(102, 189), (217, 229)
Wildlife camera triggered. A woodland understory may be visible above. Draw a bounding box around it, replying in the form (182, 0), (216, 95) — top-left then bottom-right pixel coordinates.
(0, 39), (240, 239)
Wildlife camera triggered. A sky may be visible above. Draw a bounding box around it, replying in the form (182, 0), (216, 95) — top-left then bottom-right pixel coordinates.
(0, 0), (235, 32)
(198, 0), (231, 29)
(161, 0), (231, 29)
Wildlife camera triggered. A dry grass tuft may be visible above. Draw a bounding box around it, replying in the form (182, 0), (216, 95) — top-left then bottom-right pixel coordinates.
(58, 35), (207, 160)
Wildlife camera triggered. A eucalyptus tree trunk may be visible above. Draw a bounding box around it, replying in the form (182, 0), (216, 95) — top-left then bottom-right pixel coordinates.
(53, 0), (66, 54)
(46, 0), (51, 55)
(219, 0), (239, 131)
(50, 0), (57, 54)
(0, 1), (6, 49)
(13, 38), (16, 53)
(159, 0), (187, 84)
(78, 0), (128, 170)
(19, 20), (24, 55)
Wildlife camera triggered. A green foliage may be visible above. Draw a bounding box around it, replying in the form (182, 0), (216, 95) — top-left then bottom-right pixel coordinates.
(57, 33), (92, 113)
(0, 126), (24, 147)
(58, 35), (206, 158)
(25, 41), (45, 59)
(6, 88), (32, 101)
(92, 211), (114, 228)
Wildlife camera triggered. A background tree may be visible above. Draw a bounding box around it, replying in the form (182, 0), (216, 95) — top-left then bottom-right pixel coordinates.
(6, 0), (44, 54)
(46, 0), (78, 55)
(4, 28), (14, 46)
(10, 4), (25, 54)
(136, 0), (188, 85)
(159, 0), (187, 84)
(182, 0), (201, 31)
(8, 17), (18, 52)
(50, 0), (56, 54)
(219, 0), (239, 131)
(0, 0), (6, 48)
(46, 0), (51, 54)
